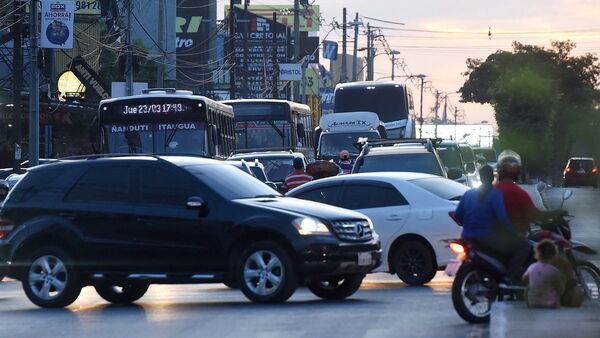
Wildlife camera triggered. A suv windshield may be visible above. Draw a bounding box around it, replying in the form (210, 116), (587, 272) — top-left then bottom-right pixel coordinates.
(233, 157), (295, 182)
(568, 159), (594, 171)
(185, 164), (280, 200)
(459, 145), (475, 162)
(319, 131), (380, 157)
(410, 177), (469, 200)
(356, 153), (444, 176)
(439, 145), (463, 169)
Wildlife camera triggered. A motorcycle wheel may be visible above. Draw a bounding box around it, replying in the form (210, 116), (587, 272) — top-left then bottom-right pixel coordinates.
(576, 261), (600, 302)
(451, 263), (497, 324)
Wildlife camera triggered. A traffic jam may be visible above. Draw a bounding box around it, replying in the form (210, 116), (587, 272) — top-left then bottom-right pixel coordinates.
(0, 83), (598, 324)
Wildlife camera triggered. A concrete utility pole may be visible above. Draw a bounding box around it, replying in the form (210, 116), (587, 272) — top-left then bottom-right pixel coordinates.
(434, 90), (440, 138)
(340, 8), (347, 83)
(228, 0), (236, 99)
(29, 0), (40, 166)
(454, 106), (458, 141)
(417, 74), (426, 138)
(293, 0), (300, 102)
(156, 0), (165, 88)
(390, 50), (400, 81)
(351, 13), (360, 82)
(272, 12), (278, 99)
(366, 23), (371, 81)
(125, 0), (133, 95)
(12, 0), (23, 171)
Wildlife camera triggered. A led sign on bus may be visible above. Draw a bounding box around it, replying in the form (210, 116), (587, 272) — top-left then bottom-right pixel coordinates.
(118, 103), (196, 115)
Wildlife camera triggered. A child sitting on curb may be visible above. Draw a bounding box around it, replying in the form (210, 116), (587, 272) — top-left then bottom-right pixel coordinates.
(522, 240), (565, 308)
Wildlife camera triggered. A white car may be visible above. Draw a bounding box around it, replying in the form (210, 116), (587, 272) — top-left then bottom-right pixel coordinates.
(287, 172), (469, 285)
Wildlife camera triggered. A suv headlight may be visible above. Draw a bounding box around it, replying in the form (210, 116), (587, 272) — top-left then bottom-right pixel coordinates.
(292, 217), (331, 235)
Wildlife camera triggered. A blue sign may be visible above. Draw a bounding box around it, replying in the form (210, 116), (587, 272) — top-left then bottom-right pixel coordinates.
(322, 40), (338, 60)
(320, 87), (335, 111)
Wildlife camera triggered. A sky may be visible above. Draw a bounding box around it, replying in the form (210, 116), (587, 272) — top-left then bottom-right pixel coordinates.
(218, 0), (600, 125)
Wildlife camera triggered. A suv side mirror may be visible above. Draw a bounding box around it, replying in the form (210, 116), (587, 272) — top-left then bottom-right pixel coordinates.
(447, 168), (464, 180)
(186, 196), (207, 210)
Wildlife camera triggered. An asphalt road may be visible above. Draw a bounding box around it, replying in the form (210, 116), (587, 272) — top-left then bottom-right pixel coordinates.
(0, 187), (597, 338)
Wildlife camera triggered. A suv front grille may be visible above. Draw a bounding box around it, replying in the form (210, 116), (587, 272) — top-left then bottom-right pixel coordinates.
(331, 220), (373, 242)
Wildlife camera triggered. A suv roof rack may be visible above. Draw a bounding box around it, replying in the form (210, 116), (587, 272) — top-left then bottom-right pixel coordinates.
(356, 138), (442, 155)
(58, 153), (164, 161)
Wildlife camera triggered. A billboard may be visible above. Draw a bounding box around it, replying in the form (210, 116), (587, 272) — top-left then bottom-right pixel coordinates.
(41, 0), (75, 49)
(226, 4), (320, 32)
(176, 0), (213, 92)
(234, 7), (289, 98)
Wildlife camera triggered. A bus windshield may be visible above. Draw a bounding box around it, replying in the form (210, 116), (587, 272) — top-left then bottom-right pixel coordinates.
(231, 103), (292, 150)
(104, 122), (208, 155)
(334, 86), (408, 124)
(319, 131), (379, 158)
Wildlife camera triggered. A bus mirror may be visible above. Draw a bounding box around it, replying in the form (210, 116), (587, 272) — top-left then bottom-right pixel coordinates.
(297, 123), (305, 138)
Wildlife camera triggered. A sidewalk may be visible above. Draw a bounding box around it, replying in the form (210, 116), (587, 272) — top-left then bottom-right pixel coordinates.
(490, 301), (600, 338)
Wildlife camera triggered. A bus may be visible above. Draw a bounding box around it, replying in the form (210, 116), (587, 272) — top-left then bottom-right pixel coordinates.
(98, 89), (235, 159)
(222, 99), (315, 161)
(333, 81), (416, 139)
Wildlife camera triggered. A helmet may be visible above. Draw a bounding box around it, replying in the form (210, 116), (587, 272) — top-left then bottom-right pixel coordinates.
(497, 150), (522, 181)
(339, 150), (350, 161)
(293, 157), (305, 170)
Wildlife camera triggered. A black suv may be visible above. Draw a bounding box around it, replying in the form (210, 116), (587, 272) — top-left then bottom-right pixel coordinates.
(0, 156), (380, 308)
(352, 139), (448, 178)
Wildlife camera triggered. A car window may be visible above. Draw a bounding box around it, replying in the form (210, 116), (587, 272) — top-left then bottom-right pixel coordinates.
(339, 184), (408, 210)
(410, 177), (469, 200)
(459, 146), (475, 162)
(66, 166), (130, 203)
(292, 186), (343, 206)
(138, 166), (191, 206)
(357, 153), (443, 176)
(568, 160), (594, 171)
(439, 146), (463, 169)
(250, 166), (267, 182)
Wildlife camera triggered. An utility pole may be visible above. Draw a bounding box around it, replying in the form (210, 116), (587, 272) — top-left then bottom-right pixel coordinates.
(340, 8), (347, 83)
(292, 0), (300, 102)
(434, 90), (440, 138)
(29, 0), (39, 166)
(228, 0), (236, 99)
(156, 0), (165, 88)
(272, 12), (279, 99)
(454, 107), (458, 141)
(417, 74), (426, 138)
(12, 0), (23, 171)
(390, 50), (400, 81)
(351, 13), (359, 82)
(125, 0), (133, 95)
(366, 23), (371, 81)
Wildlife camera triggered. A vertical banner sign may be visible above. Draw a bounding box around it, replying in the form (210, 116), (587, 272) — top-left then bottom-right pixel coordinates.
(41, 1), (75, 49)
(322, 40), (338, 61)
(176, 0), (211, 92)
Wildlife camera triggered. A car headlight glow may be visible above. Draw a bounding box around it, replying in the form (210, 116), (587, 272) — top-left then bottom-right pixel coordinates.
(292, 217), (331, 235)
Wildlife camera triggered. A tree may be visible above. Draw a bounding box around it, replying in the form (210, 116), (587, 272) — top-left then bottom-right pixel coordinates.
(460, 41), (600, 181)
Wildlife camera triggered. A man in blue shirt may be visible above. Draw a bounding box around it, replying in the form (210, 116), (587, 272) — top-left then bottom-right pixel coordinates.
(455, 165), (530, 283)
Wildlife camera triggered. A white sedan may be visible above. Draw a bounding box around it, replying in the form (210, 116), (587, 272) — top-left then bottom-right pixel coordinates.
(287, 172), (469, 285)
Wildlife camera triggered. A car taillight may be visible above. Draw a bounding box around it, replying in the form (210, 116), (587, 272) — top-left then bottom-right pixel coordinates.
(448, 211), (460, 225)
(565, 167), (572, 173)
(0, 218), (15, 239)
(593, 167), (598, 174)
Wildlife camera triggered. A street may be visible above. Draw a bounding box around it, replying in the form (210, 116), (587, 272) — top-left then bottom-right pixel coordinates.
(1, 186), (597, 338)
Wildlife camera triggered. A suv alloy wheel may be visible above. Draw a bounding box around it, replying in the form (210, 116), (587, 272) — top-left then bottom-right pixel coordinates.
(238, 241), (297, 303)
(22, 246), (82, 308)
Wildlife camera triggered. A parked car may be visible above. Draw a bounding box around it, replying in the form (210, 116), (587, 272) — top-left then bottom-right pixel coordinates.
(563, 157), (598, 188)
(352, 139), (448, 178)
(288, 172), (467, 285)
(228, 151), (308, 191)
(0, 155), (381, 308)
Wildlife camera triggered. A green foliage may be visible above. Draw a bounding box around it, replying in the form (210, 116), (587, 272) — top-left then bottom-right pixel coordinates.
(460, 41), (600, 179)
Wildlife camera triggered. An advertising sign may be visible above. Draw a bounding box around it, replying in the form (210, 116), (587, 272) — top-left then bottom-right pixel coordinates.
(176, 0), (212, 91)
(279, 64), (302, 81)
(319, 87), (334, 112)
(322, 40), (338, 60)
(74, 0), (101, 15)
(41, 0), (75, 49)
(300, 36), (319, 64)
(226, 4), (320, 32)
(234, 7), (288, 98)
(68, 55), (111, 101)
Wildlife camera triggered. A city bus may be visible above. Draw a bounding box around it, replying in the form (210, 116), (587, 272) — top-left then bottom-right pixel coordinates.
(222, 99), (315, 161)
(98, 89), (235, 159)
(334, 81), (416, 139)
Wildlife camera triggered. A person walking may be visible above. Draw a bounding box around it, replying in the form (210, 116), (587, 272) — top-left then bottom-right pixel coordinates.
(283, 157), (313, 192)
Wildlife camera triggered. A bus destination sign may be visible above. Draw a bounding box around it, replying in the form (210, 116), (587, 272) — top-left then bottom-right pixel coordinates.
(118, 103), (196, 115)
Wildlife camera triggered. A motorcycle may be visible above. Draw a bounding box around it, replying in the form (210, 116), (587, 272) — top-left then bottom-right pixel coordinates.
(446, 189), (600, 323)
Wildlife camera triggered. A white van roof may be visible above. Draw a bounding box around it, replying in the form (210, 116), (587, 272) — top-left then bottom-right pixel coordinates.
(320, 112), (381, 132)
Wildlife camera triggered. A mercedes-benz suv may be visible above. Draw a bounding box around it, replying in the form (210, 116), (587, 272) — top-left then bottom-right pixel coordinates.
(0, 155), (380, 308)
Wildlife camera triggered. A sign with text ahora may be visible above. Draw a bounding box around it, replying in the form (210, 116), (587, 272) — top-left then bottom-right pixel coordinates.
(279, 64), (302, 81)
(41, 0), (75, 48)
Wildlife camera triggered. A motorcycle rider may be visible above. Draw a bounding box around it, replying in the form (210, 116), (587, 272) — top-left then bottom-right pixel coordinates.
(338, 150), (352, 175)
(455, 165), (531, 285)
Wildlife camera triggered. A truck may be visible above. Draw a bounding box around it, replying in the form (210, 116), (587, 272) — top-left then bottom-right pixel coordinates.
(315, 112), (387, 161)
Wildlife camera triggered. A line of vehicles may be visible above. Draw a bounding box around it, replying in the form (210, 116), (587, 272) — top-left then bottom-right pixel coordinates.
(0, 81), (598, 323)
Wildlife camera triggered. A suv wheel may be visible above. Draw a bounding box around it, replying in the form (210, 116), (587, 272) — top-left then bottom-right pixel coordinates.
(238, 241), (297, 303)
(307, 275), (364, 300)
(22, 247), (81, 308)
(95, 283), (149, 304)
(393, 239), (437, 285)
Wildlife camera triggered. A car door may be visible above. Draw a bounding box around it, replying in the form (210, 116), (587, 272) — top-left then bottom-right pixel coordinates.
(131, 164), (221, 272)
(63, 164), (139, 271)
(337, 181), (410, 255)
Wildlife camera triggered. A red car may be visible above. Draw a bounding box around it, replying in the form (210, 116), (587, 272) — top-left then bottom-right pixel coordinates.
(563, 157), (598, 188)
